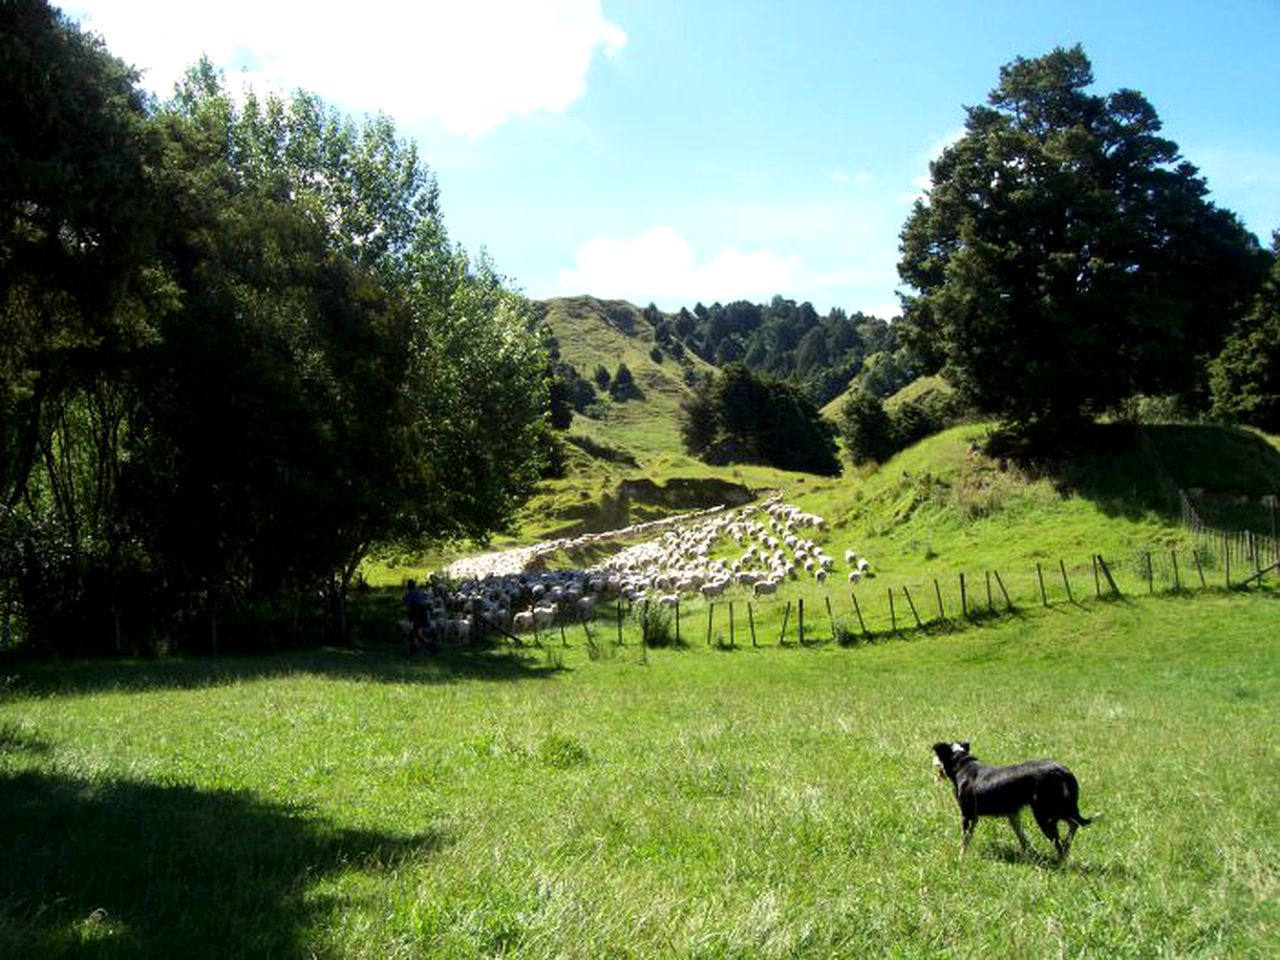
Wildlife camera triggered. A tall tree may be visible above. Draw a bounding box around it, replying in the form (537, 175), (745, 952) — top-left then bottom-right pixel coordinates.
(1, 0), (158, 510)
(137, 68), (550, 628)
(1, 1), (166, 650)
(1210, 234), (1280, 433)
(898, 45), (1266, 442)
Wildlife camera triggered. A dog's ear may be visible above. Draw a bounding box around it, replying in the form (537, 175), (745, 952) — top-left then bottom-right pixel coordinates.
(931, 742), (950, 759)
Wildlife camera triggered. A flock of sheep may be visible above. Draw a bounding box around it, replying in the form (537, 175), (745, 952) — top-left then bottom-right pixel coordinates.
(411, 497), (873, 644)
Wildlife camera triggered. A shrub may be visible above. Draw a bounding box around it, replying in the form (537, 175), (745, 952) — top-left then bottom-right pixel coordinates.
(839, 390), (897, 465)
(633, 602), (679, 647)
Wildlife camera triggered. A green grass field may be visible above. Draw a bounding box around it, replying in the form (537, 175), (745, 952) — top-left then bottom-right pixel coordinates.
(3, 588), (1277, 958)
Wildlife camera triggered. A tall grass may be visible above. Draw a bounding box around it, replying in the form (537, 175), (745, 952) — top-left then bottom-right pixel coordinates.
(3, 589), (1277, 957)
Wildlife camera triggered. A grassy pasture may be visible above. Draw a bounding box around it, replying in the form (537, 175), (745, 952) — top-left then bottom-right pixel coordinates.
(3, 590), (1277, 958)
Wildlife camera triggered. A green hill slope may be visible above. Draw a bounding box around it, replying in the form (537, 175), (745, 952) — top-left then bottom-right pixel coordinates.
(511, 297), (1280, 585)
(517, 297), (814, 539)
(820, 374), (958, 422)
(775, 421), (1280, 601)
(540, 296), (711, 463)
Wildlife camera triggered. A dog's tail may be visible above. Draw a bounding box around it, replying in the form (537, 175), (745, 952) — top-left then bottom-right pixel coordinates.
(1062, 775), (1096, 827)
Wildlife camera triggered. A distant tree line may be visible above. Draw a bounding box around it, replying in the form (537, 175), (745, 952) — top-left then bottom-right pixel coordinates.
(662, 297), (909, 409)
(1, 2), (549, 654)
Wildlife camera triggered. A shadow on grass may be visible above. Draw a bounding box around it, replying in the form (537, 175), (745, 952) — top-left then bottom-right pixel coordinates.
(0, 639), (560, 701)
(997, 423), (1280, 525)
(0, 765), (443, 957)
(985, 842), (1129, 879)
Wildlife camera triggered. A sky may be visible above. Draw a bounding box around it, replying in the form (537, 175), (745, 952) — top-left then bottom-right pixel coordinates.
(69, 0), (1280, 319)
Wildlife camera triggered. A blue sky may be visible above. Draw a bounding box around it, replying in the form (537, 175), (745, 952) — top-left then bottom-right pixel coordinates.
(72, 0), (1280, 318)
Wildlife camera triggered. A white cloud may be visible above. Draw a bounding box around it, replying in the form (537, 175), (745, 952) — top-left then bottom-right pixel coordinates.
(558, 227), (800, 303)
(865, 301), (902, 321)
(71, 0), (626, 136)
(904, 127), (964, 203)
(831, 169), (874, 187)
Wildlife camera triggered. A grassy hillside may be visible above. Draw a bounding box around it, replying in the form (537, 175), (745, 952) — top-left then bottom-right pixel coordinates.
(774, 422), (1279, 602)
(511, 297), (819, 541)
(540, 296), (711, 463)
(426, 293), (1280, 590)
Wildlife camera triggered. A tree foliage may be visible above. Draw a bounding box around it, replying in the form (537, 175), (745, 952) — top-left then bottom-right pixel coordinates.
(0, 9), (548, 653)
(837, 380), (965, 466)
(681, 364), (840, 475)
(838, 390), (897, 465)
(1210, 235), (1280, 433)
(655, 296), (898, 407)
(898, 45), (1266, 442)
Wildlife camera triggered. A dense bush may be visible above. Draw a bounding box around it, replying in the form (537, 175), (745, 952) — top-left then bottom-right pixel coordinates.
(839, 379), (968, 465)
(682, 365), (840, 475)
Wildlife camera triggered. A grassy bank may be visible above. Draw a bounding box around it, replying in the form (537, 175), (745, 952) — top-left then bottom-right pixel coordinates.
(3, 589), (1277, 957)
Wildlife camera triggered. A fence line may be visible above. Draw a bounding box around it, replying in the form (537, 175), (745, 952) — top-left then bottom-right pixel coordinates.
(1180, 488), (1280, 576)
(481, 526), (1275, 652)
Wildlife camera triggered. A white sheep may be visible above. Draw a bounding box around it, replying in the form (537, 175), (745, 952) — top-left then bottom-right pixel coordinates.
(532, 603), (558, 628)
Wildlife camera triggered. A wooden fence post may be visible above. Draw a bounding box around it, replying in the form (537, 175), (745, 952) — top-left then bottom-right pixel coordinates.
(798, 598), (806, 646)
(985, 571), (993, 611)
(901, 586), (924, 629)
(1146, 551), (1154, 594)
(994, 570), (1014, 610)
(728, 601), (735, 649)
(1097, 555), (1121, 598)
(1224, 532), (1231, 588)
(1192, 548), (1206, 588)
(850, 592), (868, 638)
(960, 572), (968, 618)
(825, 595), (837, 643)
(748, 602), (758, 647)
(1037, 562), (1048, 606)
(889, 588), (898, 634)
(1058, 559), (1074, 604)
(934, 579), (946, 620)
(1092, 556), (1101, 599)
(706, 603), (714, 646)
(1170, 550), (1180, 591)
(616, 602), (624, 647)
(675, 600), (681, 646)
(778, 600), (791, 645)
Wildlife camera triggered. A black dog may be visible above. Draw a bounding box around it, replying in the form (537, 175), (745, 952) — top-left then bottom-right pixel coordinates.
(932, 741), (1094, 859)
